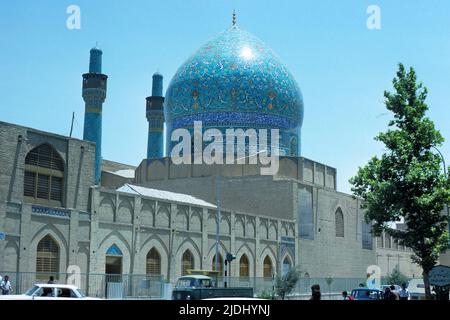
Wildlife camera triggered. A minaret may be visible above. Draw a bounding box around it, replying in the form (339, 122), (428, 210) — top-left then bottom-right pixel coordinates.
(146, 73), (165, 158)
(82, 47), (108, 184)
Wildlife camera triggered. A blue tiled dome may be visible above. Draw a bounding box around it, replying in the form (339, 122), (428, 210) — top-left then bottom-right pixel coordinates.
(165, 25), (304, 156)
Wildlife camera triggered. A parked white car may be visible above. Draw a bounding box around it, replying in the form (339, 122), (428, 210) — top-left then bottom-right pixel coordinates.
(408, 279), (426, 300)
(0, 284), (101, 300)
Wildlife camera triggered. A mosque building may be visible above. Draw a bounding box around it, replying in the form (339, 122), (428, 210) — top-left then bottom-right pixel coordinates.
(1, 16), (437, 297)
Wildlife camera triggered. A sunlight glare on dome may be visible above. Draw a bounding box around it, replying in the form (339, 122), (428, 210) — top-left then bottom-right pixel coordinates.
(239, 46), (254, 60)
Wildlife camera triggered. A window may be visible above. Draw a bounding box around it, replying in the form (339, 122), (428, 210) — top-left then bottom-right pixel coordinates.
(106, 245), (123, 281)
(385, 233), (392, 249)
(36, 235), (59, 280)
(24, 144), (64, 206)
(362, 221), (373, 250)
(146, 248), (161, 275)
(182, 250), (194, 275)
(239, 255), (249, 278)
(335, 208), (344, 238)
(377, 236), (383, 248)
(212, 254), (223, 275)
(282, 257), (292, 276)
(394, 239), (399, 250)
(263, 256), (273, 278)
(298, 187), (314, 240)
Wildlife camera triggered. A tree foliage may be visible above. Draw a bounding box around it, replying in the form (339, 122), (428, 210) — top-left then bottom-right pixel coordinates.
(350, 64), (450, 299)
(275, 268), (301, 300)
(385, 267), (409, 286)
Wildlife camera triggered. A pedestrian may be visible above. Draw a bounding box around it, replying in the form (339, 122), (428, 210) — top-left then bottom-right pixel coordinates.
(342, 291), (353, 300)
(398, 283), (409, 301)
(383, 286), (392, 300)
(310, 284), (321, 300)
(0, 275), (13, 295)
(47, 276), (55, 284)
(342, 291), (348, 300)
(390, 285), (400, 300)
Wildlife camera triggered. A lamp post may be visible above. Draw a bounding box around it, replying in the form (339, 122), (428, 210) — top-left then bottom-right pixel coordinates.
(432, 146), (450, 248)
(215, 175), (221, 273)
(167, 228), (178, 283)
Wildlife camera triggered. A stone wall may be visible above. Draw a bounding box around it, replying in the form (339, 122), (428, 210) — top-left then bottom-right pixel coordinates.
(0, 121), (95, 272)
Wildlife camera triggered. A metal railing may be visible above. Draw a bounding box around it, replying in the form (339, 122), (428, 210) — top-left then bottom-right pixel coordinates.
(0, 272), (379, 300)
(0, 272), (165, 299)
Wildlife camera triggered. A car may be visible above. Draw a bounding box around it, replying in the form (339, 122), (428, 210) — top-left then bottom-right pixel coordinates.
(172, 275), (254, 300)
(408, 279), (426, 300)
(0, 283), (101, 300)
(202, 297), (266, 300)
(350, 288), (383, 300)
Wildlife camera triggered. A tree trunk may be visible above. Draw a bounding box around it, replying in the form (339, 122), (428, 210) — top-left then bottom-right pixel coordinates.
(423, 270), (433, 300)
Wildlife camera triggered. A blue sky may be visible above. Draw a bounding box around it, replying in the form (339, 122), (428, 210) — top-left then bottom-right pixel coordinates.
(0, 0), (449, 193)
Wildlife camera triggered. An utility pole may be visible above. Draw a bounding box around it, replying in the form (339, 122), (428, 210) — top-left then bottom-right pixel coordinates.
(167, 229), (177, 283)
(215, 175), (221, 273)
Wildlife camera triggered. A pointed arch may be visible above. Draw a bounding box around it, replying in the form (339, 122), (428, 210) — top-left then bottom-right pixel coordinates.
(140, 234), (169, 256)
(235, 216), (245, 237)
(259, 220), (268, 240)
(24, 143), (65, 206)
(146, 248), (161, 275)
(268, 221), (277, 240)
(176, 206), (189, 230)
(118, 197), (134, 212)
(175, 238), (202, 276)
(36, 234), (60, 280)
(106, 244), (123, 256)
(96, 231), (131, 274)
(282, 255), (293, 275)
(98, 230), (132, 255)
(263, 255), (274, 278)
(190, 208), (202, 232)
(239, 254), (250, 278)
(141, 199), (156, 227)
(3, 241), (19, 272)
(236, 242), (255, 261)
(220, 215), (231, 235)
(211, 253), (224, 275)
(140, 235), (168, 277)
(259, 245), (277, 264)
(31, 224), (69, 251)
(176, 237), (202, 259)
(76, 246), (89, 274)
(30, 225), (68, 277)
(156, 204), (170, 228)
(99, 194), (116, 208)
(335, 207), (344, 238)
(207, 241), (228, 259)
(99, 194), (115, 222)
(181, 250), (195, 275)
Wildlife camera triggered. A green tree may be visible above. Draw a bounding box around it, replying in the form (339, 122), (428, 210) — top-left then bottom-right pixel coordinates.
(325, 277), (334, 294)
(350, 64), (450, 299)
(275, 268), (301, 300)
(257, 289), (275, 300)
(385, 267), (409, 286)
